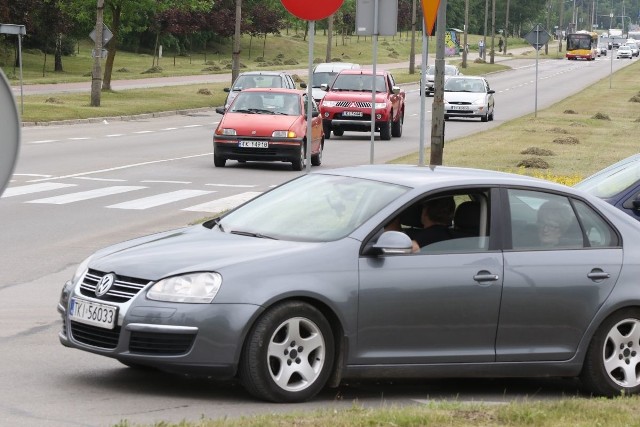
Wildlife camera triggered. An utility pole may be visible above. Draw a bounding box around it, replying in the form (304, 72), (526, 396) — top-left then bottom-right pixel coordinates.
(490, 0), (496, 63)
(462, 0), (469, 68)
(409, 0), (416, 74)
(559, 0), (564, 52)
(483, 0), (488, 61)
(430, 0), (447, 166)
(504, 0), (511, 54)
(326, 14), (334, 62)
(90, 0), (104, 107)
(231, 0), (242, 84)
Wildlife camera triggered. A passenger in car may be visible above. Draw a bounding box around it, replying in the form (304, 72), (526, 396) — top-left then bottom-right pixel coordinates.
(410, 197), (456, 249)
(536, 201), (573, 247)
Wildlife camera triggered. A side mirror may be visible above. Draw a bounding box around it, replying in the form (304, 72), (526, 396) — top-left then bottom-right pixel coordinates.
(299, 82), (307, 89)
(215, 107), (226, 115)
(320, 84), (329, 92)
(372, 231), (413, 255)
(391, 86), (401, 95)
(311, 111), (319, 118)
(223, 87), (230, 93)
(488, 90), (495, 94)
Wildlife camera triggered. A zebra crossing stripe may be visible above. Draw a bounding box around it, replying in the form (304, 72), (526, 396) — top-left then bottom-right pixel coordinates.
(183, 191), (263, 213)
(2, 182), (77, 198)
(27, 186), (146, 204)
(107, 189), (214, 210)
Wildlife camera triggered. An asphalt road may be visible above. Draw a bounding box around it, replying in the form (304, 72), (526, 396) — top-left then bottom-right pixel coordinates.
(1, 53), (637, 427)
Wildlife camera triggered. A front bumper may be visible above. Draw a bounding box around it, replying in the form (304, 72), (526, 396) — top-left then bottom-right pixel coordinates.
(59, 295), (263, 378)
(322, 109), (390, 132)
(214, 136), (303, 163)
(444, 104), (487, 118)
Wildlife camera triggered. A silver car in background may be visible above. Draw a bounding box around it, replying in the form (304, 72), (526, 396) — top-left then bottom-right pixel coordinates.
(444, 76), (495, 122)
(423, 64), (461, 96)
(59, 165), (640, 403)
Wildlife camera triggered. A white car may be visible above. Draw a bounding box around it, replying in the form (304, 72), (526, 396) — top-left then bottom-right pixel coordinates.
(311, 62), (360, 103)
(443, 76), (495, 122)
(423, 64), (461, 96)
(625, 41), (639, 57)
(617, 45), (633, 59)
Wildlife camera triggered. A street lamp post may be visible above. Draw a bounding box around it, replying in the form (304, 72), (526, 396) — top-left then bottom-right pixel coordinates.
(609, 12), (613, 89)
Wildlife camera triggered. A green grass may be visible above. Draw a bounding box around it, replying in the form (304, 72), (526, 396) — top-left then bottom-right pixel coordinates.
(110, 396), (640, 427)
(392, 59), (640, 181)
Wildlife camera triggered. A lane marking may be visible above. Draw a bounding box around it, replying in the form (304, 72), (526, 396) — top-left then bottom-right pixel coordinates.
(134, 131), (154, 134)
(108, 189), (213, 210)
(141, 180), (192, 184)
(12, 173), (52, 178)
(205, 183), (257, 188)
(27, 153), (211, 183)
(27, 186), (146, 204)
(2, 182), (77, 198)
(73, 177), (127, 182)
(183, 192), (262, 213)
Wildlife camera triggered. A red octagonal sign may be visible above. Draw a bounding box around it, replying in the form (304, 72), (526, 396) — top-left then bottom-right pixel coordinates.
(280, 0), (344, 21)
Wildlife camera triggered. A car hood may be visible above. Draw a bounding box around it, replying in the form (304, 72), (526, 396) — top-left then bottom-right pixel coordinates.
(312, 87), (327, 101)
(90, 225), (314, 281)
(220, 113), (299, 136)
(444, 92), (487, 103)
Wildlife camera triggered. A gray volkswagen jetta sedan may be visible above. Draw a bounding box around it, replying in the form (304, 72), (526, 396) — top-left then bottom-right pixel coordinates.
(59, 165), (640, 402)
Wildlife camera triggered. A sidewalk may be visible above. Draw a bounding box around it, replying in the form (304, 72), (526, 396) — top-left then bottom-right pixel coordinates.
(11, 46), (537, 97)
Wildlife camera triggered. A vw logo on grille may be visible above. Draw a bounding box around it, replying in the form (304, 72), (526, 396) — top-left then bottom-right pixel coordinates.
(95, 273), (116, 297)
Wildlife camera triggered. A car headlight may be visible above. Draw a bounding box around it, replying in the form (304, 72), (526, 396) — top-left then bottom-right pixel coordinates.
(374, 102), (387, 109)
(61, 255), (93, 307)
(147, 272), (222, 303)
(71, 255), (93, 285)
(272, 130), (297, 138)
(472, 98), (485, 105)
(217, 128), (237, 136)
(321, 100), (338, 107)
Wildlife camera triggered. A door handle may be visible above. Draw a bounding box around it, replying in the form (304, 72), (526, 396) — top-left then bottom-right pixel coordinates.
(473, 271), (499, 282)
(587, 269), (611, 281)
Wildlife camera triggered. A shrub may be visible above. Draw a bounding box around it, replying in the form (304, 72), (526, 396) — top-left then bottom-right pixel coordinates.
(517, 157), (549, 169)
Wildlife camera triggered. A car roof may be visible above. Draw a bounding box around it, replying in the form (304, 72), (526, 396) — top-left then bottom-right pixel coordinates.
(314, 164), (569, 192)
(239, 88), (304, 95)
(314, 62), (360, 72)
(337, 69), (388, 76)
(237, 71), (292, 77)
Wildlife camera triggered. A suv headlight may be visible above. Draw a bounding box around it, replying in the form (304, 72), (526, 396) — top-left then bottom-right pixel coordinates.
(147, 272), (222, 303)
(322, 100), (339, 107)
(374, 102), (387, 109)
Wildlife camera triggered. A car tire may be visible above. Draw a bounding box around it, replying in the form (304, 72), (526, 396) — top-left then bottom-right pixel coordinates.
(239, 301), (335, 403)
(391, 111), (403, 137)
(481, 111), (488, 122)
(580, 309), (640, 397)
(323, 122), (332, 139)
(380, 116), (392, 141)
(213, 153), (226, 167)
(292, 144), (304, 171)
(332, 129), (344, 137)
(311, 142), (323, 166)
(489, 109), (494, 121)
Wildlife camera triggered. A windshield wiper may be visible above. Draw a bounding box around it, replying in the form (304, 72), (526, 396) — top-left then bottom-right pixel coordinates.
(230, 230), (277, 240)
(233, 108), (254, 114)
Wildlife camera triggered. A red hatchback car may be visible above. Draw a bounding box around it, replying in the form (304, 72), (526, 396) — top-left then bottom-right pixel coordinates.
(214, 89), (324, 171)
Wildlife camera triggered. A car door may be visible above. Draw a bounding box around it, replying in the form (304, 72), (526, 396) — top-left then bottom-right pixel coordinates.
(387, 73), (402, 121)
(498, 188), (623, 362)
(303, 94), (323, 153)
(356, 188), (504, 364)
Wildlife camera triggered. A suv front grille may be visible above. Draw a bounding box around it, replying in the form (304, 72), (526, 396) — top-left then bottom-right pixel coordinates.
(335, 101), (372, 108)
(80, 269), (151, 303)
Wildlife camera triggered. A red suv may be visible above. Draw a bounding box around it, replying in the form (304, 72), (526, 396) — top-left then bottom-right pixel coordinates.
(319, 70), (405, 140)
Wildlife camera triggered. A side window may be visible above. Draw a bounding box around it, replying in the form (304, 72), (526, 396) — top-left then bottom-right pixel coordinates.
(388, 73), (396, 89)
(303, 95), (318, 113)
(287, 75), (295, 88)
(573, 200), (620, 247)
(383, 190), (491, 253)
(508, 190), (583, 250)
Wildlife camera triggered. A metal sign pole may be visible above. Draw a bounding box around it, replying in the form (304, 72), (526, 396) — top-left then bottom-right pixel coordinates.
(369, 0), (379, 165)
(535, 24), (539, 117)
(306, 21), (314, 173)
(418, 22), (428, 166)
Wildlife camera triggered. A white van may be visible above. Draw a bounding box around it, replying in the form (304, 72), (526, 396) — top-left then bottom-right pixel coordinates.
(311, 62), (360, 102)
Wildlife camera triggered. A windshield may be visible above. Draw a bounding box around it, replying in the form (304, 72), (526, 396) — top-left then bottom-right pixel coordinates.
(218, 174), (408, 242)
(229, 91), (300, 115)
(312, 72), (339, 88)
(332, 74), (387, 92)
(444, 78), (486, 93)
(575, 158), (640, 198)
(233, 75), (282, 90)
(567, 35), (592, 50)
